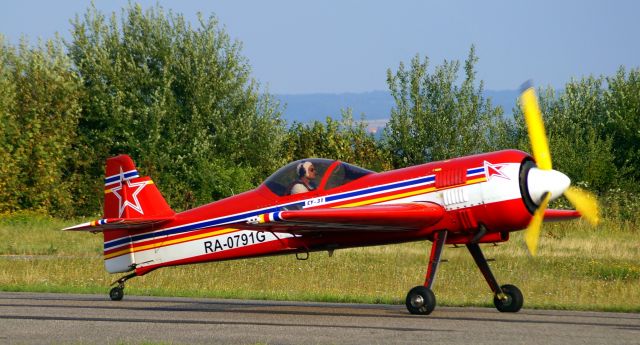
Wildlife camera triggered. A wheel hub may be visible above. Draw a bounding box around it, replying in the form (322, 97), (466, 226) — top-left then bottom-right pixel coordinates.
(496, 292), (509, 301)
(410, 294), (424, 308)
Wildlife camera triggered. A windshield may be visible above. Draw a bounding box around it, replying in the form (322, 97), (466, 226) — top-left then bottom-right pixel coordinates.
(264, 158), (334, 196)
(264, 159), (374, 196)
(324, 162), (374, 190)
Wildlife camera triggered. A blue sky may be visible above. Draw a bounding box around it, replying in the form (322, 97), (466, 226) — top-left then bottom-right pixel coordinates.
(1, 0), (638, 94)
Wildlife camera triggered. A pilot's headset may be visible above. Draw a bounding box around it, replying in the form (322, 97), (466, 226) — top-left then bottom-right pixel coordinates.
(297, 161), (313, 178)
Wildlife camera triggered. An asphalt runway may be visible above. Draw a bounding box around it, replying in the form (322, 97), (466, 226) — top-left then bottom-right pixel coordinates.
(1, 292), (638, 345)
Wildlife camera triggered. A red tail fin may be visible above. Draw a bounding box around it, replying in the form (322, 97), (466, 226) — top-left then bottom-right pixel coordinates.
(63, 155), (175, 274)
(103, 155), (174, 219)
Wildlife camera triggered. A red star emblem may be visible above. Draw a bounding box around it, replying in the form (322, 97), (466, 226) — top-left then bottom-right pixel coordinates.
(110, 168), (148, 217)
(483, 161), (510, 181)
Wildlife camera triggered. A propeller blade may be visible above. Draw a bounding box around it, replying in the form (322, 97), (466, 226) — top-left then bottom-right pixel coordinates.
(520, 83), (553, 170)
(564, 186), (600, 226)
(524, 192), (551, 256)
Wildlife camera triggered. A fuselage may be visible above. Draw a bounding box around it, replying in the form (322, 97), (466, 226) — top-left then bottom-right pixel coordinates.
(104, 149), (536, 276)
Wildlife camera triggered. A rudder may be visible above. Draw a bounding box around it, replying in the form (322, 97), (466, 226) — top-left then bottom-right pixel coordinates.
(103, 155), (174, 219)
(102, 155), (174, 273)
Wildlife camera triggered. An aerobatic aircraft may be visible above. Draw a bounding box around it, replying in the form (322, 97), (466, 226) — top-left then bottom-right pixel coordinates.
(65, 83), (599, 315)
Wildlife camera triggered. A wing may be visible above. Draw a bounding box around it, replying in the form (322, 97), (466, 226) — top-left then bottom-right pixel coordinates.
(543, 209), (581, 222)
(63, 217), (174, 232)
(244, 202), (445, 233)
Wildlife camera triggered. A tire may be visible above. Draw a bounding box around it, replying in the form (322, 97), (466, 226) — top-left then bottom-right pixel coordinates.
(109, 287), (124, 301)
(493, 284), (523, 312)
(405, 286), (436, 315)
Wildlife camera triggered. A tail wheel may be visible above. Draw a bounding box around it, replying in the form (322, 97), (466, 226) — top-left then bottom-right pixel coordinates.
(493, 284), (523, 312)
(405, 286), (436, 315)
(109, 286), (124, 301)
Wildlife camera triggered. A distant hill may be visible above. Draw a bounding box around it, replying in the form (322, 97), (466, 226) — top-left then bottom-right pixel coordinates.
(275, 91), (394, 123)
(274, 89), (520, 130)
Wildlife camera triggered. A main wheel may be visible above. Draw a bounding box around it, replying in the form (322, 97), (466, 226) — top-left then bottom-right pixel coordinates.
(405, 286), (436, 315)
(493, 284), (523, 312)
(109, 286), (124, 301)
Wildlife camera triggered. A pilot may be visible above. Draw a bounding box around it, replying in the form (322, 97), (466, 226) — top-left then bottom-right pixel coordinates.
(288, 161), (317, 195)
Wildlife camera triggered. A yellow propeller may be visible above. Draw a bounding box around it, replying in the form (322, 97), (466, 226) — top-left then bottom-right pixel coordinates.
(564, 186), (600, 226)
(519, 82), (600, 255)
(524, 192), (550, 256)
(521, 85), (552, 170)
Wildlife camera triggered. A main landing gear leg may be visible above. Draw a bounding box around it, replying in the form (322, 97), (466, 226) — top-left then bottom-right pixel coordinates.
(406, 230), (447, 315)
(109, 272), (136, 301)
(466, 243), (523, 312)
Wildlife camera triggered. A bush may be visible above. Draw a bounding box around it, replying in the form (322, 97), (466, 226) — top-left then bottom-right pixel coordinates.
(67, 4), (285, 212)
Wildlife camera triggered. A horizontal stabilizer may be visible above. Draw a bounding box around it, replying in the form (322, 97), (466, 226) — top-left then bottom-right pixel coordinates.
(63, 217), (173, 232)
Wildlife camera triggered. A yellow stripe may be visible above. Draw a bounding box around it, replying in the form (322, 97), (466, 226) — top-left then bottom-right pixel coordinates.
(104, 176), (490, 259)
(104, 227), (237, 260)
(336, 187), (437, 208)
(105, 180), (154, 194)
(466, 177), (487, 184)
(104, 248), (133, 260)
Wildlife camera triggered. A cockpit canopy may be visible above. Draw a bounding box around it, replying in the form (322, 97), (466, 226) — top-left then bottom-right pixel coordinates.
(263, 158), (374, 196)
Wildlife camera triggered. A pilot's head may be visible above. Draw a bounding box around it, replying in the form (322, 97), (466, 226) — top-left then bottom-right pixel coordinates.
(297, 161), (316, 180)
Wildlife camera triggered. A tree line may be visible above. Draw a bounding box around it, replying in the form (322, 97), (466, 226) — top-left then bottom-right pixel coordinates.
(0, 4), (638, 219)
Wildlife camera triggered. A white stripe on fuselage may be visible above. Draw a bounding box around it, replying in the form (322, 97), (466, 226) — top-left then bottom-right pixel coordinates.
(104, 230), (294, 273)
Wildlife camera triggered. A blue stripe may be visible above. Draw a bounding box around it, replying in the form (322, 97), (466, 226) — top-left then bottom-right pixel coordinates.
(105, 167), (486, 252)
(104, 171), (139, 184)
(325, 175), (435, 203)
(106, 175), (439, 250)
(104, 203), (303, 250)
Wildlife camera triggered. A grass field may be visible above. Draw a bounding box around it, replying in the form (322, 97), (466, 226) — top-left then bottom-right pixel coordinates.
(1, 211), (638, 312)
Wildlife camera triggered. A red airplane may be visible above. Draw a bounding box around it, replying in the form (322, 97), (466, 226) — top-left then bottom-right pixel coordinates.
(65, 84), (599, 315)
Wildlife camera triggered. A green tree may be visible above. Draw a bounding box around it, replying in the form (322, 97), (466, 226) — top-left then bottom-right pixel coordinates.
(603, 67), (640, 183)
(0, 37), (82, 216)
(68, 4), (285, 213)
(283, 109), (391, 172)
(0, 36), (19, 213)
(383, 46), (509, 168)
(511, 77), (619, 193)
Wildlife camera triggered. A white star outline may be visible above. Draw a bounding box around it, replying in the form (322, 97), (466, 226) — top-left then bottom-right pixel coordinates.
(110, 167), (147, 217)
(483, 160), (511, 181)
